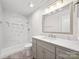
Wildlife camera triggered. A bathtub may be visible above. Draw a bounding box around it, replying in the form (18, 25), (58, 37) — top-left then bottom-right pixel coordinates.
(0, 43), (32, 59)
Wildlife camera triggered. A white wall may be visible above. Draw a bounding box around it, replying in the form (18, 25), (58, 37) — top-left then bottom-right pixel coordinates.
(0, 2), (3, 52)
(31, 10), (43, 36)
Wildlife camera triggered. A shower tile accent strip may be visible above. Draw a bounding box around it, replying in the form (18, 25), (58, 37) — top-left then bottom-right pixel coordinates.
(2, 49), (33, 59)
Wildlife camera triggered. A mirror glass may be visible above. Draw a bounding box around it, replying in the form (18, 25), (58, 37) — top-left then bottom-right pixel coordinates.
(77, 4), (79, 32)
(42, 3), (73, 34)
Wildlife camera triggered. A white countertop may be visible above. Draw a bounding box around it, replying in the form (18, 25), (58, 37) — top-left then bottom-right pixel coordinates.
(32, 35), (79, 52)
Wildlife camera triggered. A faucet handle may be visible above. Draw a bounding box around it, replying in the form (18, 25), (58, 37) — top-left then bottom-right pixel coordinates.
(53, 35), (56, 38)
(48, 34), (51, 37)
(48, 34), (56, 38)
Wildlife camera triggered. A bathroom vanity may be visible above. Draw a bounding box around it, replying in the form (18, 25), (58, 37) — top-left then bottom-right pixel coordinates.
(32, 1), (79, 59)
(32, 36), (79, 59)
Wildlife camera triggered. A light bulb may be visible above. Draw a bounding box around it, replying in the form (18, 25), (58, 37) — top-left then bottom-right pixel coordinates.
(45, 8), (50, 13)
(30, 3), (34, 7)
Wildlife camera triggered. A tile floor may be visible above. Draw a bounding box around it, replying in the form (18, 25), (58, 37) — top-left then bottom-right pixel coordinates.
(2, 49), (33, 59)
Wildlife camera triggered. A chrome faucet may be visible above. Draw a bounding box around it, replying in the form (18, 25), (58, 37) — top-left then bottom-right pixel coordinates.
(53, 34), (56, 38)
(48, 34), (56, 38)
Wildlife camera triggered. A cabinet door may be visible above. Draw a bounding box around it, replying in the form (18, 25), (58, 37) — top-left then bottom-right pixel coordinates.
(32, 43), (36, 59)
(56, 49), (71, 59)
(56, 47), (79, 59)
(44, 49), (55, 59)
(37, 45), (44, 59)
(32, 39), (37, 59)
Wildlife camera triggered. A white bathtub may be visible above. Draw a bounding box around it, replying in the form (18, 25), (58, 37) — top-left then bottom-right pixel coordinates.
(0, 43), (32, 58)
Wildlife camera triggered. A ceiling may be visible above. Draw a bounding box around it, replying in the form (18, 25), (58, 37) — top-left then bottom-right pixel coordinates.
(1, 0), (57, 16)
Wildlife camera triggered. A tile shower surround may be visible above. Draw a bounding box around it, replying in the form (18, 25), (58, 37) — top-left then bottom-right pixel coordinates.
(1, 14), (29, 49)
(0, 14), (32, 59)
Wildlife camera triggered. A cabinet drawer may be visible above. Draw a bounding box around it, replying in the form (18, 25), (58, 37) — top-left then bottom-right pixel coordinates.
(32, 38), (37, 44)
(56, 47), (71, 55)
(44, 48), (55, 59)
(37, 40), (55, 53)
(56, 47), (79, 58)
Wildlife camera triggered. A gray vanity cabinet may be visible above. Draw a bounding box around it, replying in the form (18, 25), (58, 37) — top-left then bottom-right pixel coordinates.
(37, 39), (55, 59)
(32, 38), (79, 59)
(32, 38), (55, 59)
(43, 49), (55, 59)
(32, 38), (37, 59)
(37, 45), (44, 59)
(56, 47), (70, 59)
(37, 44), (55, 59)
(56, 52), (70, 59)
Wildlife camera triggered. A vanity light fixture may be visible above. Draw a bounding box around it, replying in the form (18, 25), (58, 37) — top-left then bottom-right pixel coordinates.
(56, 0), (63, 7)
(44, 8), (50, 14)
(44, 0), (63, 14)
(57, 0), (63, 3)
(49, 5), (55, 11)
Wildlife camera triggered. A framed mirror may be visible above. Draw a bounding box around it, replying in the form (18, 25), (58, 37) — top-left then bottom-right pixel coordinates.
(42, 2), (73, 34)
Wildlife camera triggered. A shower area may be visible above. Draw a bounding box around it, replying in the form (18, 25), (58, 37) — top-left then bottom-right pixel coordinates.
(0, 2), (32, 59)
